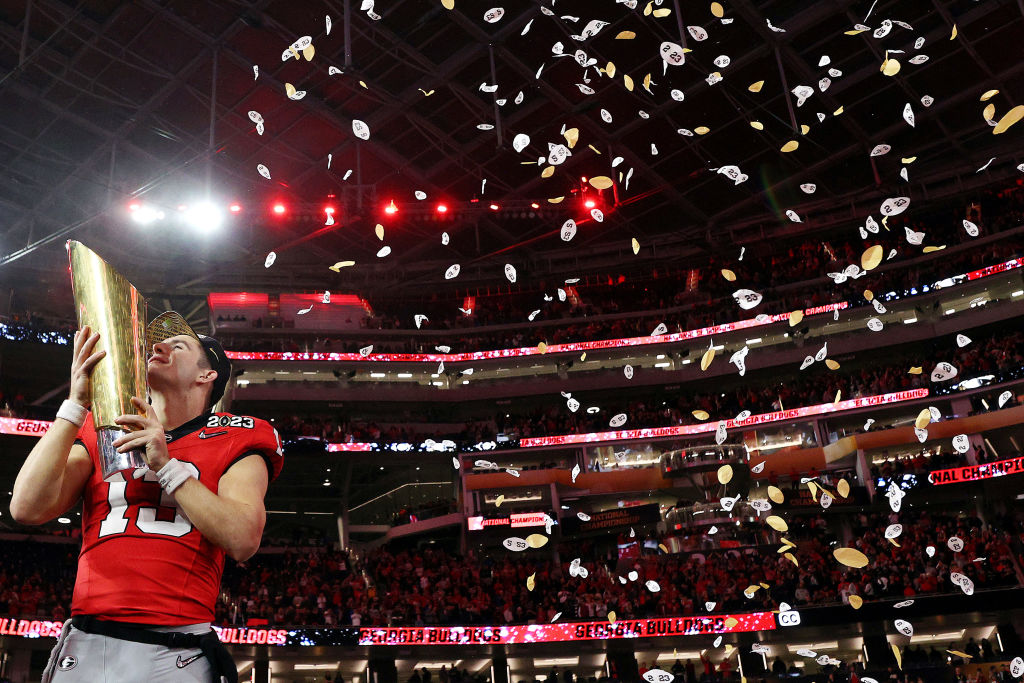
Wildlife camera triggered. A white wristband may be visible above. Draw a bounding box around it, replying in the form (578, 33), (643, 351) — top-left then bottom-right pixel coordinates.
(56, 400), (88, 428)
(157, 459), (197, 494)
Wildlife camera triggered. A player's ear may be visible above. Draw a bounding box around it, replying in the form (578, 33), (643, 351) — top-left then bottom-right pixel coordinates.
(199, 369), (218, 386)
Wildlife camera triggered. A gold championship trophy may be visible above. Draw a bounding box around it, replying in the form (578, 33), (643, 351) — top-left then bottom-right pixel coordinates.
(67, 241), (149, 478)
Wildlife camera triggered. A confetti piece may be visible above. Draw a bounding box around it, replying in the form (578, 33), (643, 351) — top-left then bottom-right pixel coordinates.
(537, 341), (548, 354)
(721, 269), (736, 282)
(631, 238), (640, 254)
(849, 595), (863, 609)
(766, 516), (788, 532)
(861, 245), (884, 270)
(750, 121), (764, 130)
(950, 24), (957, 39)
(527, 533), (549, 548)
(257, 164), (271, 180)
(374, 224), (384, 241)
(833, 547), (869, 568)
(768, 486), (784, 504)
(980, 89), (999, 101)
(376, 246), (391, 258)
(526, 573), (535, 591)
(780, 140), (799, 153)
(993, 106), (1024, 135)
(789, 310), (804, 327)
(352, 120), (370, 140)
(718, 465), (733, 484)
(589, 176), (613, 190)
(692, 410), (709, 420)
(749, 80), (764, 92)
(608, 611), (617, 624)
(700, 347), (716, 371)
(711, 1), (724, 17)
(495, 494), (505, 507)
(893, 644), (903, 670)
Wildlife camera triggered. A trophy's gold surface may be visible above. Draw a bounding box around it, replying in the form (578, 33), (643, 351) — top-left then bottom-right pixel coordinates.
(67, 241), (148, 477)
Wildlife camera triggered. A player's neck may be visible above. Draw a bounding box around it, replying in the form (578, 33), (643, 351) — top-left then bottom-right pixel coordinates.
(149, 390), (208, 431)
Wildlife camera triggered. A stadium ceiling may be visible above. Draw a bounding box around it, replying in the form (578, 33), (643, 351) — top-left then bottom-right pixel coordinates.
(0, 0), (1022, 314)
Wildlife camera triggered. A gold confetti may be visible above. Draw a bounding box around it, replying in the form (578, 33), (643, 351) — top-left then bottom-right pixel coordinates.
(893, 644), (903, 670)
(359, 80), (368, 89)
(750, 121), (764, 130)
(800, 124), (810, 135)
(496, 494), (505, 507)
(527, 573), (535, 591)
(909, 366), (923, 374)
(744, 584), (760, 596)
(825, 359), (841, 370)
(302, 44), (315, 61)
(864, 289), (874, 301)
(902, 156), (917, 163)
(849, 595), (863, 609)
(980, 89), (999, 101)
(419, 89), (435, 96)
(623, 74), (634, 91)
(710, 1), (724, 17)
(993, 105), (1024, 135)
(844, 28), (868, 35)
(589, 176), (614, 190)
(526, 533), (549, 548)
(784, 552), (798, 566)
(285, 82), (298, 98)
(329, 260), (355, 271)
(642, 73), (653, 93)
(950, 23), (957, 40)
(605, 62), (617, 78)
(759, 582), (770, 589)
(748, 80), (764, 92)
(724, 617), (738, 629)
(537, 342), (548, 354)
(807, 481), (819, 501)
(766, 515), (789, 532)
(658, 543), (669, 553)
(914, 408), (931, 430)
(833, 547), (869, 568)
(588, 144), (602, 154)
(541, 166), (555, 178)
(375, 224), (384, 240)
(889, 538), (901, 547)
(441, 0), (455, 8)
(768, 486), (784, 504)
(718, 464), (734, 484)
(781, 537), (796, 547)
(564, 128), (579, 148)
(923, 245), (946, 253)
(692, 409), (710, 420)
(580, 353), (587, 361)
(834, 106), (845, 115)
(644, 1), (653, 15)
(837, 479), (850, 498)
(983, 104), (996, 121)
(615, 30), (636, 39)
(548, 196), (565, 203)
(652, 7), (672, 17)
(834, 390), (842, 404)
(695, 126), (711, 135)
(608, 611), (617, 624)
(700, 347), (716, 371)
(881, 58), (901, 76)
(721, 269), (737, 281)
(780, 140), (799, 153)
(631, 238), (640, 254)
(789, 310), (804, 327)
(861, 245), (884, 270)
(948, 650), (973, 660)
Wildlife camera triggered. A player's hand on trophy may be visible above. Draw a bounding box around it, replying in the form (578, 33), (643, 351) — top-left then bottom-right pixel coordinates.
(69, 325), (106, 408)
(112, 396), (170, 471)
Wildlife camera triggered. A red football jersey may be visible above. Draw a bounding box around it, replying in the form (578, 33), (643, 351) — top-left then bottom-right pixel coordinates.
(71, 411), (283, 625)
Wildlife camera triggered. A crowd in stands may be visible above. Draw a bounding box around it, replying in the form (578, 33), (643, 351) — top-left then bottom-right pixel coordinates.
(264, 328), (1024, 449)
(206, 509), (1021, 628)
(212, 185), (1024, 355)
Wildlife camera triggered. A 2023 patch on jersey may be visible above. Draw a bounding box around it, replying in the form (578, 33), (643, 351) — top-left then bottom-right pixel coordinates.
(71, 412), (283, 625)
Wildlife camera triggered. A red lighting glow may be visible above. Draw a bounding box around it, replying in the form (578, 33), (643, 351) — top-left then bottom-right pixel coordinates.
(384, 200), (398, 215)
(584, 199), (596, 209)
(229, 203), (242, 214)
(436, 203), (449, 214)
(324, 206), (336, 215)
(488, 203), (500, 211)
(272, 203), (287, 215)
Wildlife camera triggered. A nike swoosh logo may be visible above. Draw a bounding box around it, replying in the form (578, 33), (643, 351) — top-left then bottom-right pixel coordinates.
(198, 429), (228, 440)
(176, 653), (203, 668)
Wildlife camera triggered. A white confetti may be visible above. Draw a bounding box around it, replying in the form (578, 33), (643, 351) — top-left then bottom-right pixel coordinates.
(352, 120), (370, 140)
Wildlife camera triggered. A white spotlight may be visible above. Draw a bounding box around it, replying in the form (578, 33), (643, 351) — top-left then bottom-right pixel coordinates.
(130, 205), (165, 225)
(183, 201), (223, 231)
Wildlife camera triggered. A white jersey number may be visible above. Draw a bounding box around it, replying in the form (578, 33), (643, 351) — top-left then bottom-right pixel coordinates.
(98, 464), (198, 538)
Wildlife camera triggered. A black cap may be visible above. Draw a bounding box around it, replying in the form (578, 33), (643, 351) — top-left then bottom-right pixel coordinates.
(147, 311), (232, 410)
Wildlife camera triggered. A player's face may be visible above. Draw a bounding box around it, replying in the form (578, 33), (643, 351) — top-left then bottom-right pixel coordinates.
(148, 335), (212, 391)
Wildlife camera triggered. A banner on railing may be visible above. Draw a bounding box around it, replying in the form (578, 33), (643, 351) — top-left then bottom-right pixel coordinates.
(357, 612), (777, 645)
(928, 455), (1024, 486)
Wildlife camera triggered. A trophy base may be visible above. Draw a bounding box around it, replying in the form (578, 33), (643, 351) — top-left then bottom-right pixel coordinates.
(98, 428), (147, 479)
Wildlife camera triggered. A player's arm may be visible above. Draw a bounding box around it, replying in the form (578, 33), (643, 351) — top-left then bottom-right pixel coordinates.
(167, 454), (269, 562)
(10, 327), (101, 524)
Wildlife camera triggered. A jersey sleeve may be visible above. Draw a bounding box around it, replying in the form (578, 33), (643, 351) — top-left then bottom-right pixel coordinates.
(234, 417), (284, 482)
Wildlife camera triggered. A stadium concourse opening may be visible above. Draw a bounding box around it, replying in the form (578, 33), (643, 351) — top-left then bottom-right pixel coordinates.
(2, 0), (1024, 681)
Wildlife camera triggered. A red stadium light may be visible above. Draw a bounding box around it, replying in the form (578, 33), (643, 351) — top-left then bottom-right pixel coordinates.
(229, 203), (242, 214)
(436, 203), (449, 214)
(324, 206), (336, 215)
(272, 203), (287, 215)
(584, 199), (596, 209)
(384, 200), (398, 215)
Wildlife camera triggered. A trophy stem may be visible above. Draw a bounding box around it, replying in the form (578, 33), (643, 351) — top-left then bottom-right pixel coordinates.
(97, 428), (147, 479)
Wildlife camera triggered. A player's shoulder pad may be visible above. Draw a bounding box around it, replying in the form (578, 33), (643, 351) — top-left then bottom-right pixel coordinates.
(206, 413), (284, 481)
